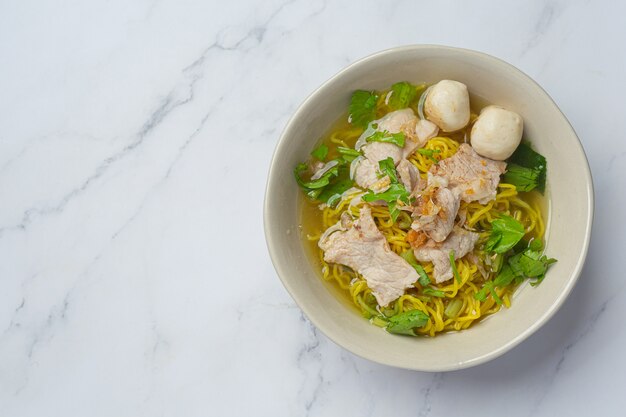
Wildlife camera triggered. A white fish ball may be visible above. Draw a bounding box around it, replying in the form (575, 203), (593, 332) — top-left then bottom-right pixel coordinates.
(424, 80), (470, 132)
(470, 105), (523, 160)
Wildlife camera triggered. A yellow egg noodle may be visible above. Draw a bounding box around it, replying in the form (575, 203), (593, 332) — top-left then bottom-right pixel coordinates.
(306, 131), (545, 337)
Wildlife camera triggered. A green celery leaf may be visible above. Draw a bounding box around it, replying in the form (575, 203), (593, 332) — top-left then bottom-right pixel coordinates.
(386, 309), (429, 336)
(310, 144), (328, 161)
(337, 147), (362, 162)
(423, 287), (445, 298)
(387, 201), (400, 222)
(507, 143), (547, 193)
(378, 157), (398, 182)
(529, 238), (543, 251)
(503, 163), (540, 192)
(444, 299), (463, 318)
(450, 250), (461, 283)
(388, 81), (417, 110)
(474, 281), (501, 304)
(474, 285), (489, 302)
(362, 183), (410, 205)
(349, 90), (379, 128)
(493, 263), (516, 287)
(508, 249), (557, 279)
(417, 148), (441, 163)
(484, 214), (526, 254)
(396, 211), (412, 229)
(401, 250), (430, 286)
(366, 130), (406, 147)
(317, 166), (354, 206)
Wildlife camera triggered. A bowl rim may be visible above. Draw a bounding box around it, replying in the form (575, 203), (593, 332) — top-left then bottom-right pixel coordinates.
(264, 44), (594, 371)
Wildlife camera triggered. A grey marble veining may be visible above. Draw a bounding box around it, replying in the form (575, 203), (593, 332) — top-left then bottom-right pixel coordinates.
(0, 0), (624, 416)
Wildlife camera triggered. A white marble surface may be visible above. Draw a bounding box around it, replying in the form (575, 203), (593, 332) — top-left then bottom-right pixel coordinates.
(0, 0), (624, 415)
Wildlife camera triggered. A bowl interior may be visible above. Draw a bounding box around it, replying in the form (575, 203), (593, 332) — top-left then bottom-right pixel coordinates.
(265, 46), (593, 371)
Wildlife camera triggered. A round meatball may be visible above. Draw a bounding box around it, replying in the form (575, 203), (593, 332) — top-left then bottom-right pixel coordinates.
(470, 105), (523, 160)
(424, 80), (470, 132)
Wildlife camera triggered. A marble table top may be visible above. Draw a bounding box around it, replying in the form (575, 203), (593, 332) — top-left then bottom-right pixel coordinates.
(1, 0), (624, 416)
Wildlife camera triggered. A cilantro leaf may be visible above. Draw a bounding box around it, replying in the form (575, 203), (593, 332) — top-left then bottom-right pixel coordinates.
(388, 81), (417, 110)
(386, 309), (429, 336)
(503, 163), (541, 192)
(401, 250), (430, 286)
(485, 214), (525, 254)
(507, 143), (547, 193)
(349, 90), (378, 128)
(366, 130), (406, 147)
(310, 144), (328, 161)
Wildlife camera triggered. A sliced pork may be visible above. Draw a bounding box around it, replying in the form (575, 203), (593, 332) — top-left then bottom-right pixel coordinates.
(430, 143), (506, 204)
(396, 159), (421, 193)
(319, 206), (419, 306)
(353, 158), (391, 193)
(413, 227), (479, 283)
(403, 119), (439, 159)
(376, 108), (417, 133)
(362, 141), (403, 165)
(411, 186), (461, 242)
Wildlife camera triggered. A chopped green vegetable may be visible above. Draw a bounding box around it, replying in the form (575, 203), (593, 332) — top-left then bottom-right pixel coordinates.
(476, 245), (557, 302)
(491, 253), (504, 273)
(400, 250), (430, 286)
(396, 211), (412, 229)
(349, 90), (378, 128)
(423, 287), (445, 298)
(484, 214), (526, 254)
(386, 309), (429, 336)
(474, 286), (488, 302)
(370, 316), (389, 327)
(366, 130), (406, 147)
(444, 299), (463, 318)
(529, 238), (543, 252)
(503, 163), (541, 192)
(507, 143), (547, 193)
(294, 162), (354, 206)
(359, 158), (410, 222)
(294, 162), (339, 190)
(319, 176), (353, 207)
(508, 249), (557, 281)
(474, 281), (503, 304)
(310, 144), (328, 161)
(450, 250), (461, 283)
(417, 148), (441, 163)
(388, 81), (417, 110)
(362, 183), (410, 222)
(355, 294), (379, 318)
(378, 157), (398, 182)
(492, 263), (516, 287)
(337, 147), (362, 162)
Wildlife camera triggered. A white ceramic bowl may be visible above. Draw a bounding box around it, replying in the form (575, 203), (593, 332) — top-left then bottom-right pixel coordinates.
(264, 45), (593, 371)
